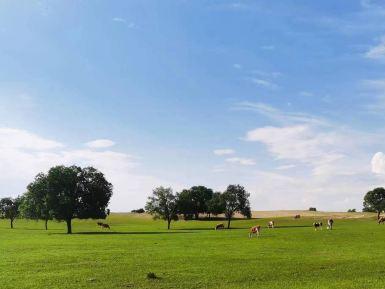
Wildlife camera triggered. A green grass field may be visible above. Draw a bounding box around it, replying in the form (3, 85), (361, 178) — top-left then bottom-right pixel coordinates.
(1, 213), (384, 289)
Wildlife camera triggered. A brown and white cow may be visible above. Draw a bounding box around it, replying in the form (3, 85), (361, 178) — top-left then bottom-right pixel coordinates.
(268, 221), (275, 228)
(327, 219), (334, 230)
(215, 223), (225, 230)
(249, 225), (261, 238)
(378, 217), (385, 224)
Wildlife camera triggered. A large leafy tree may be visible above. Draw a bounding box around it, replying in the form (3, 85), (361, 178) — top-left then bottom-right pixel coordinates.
(145, 186), (178, 229)
(20, 173), (52, 230)
(207, 192), (225, 218)
(189, 186), (213, 219)
(46, 165), (113, 234)
(0, 196), (23, 228)
(363, 187), (385, 220)
(176, 189), (195, 220)
(222, 184), (251, 229)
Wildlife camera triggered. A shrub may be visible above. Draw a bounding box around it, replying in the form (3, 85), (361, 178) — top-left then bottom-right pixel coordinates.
(147, 272), (157, 279)
(347, 209), (356, 212)
(309, 207), (317, 211)
(131, 208), (145, 214)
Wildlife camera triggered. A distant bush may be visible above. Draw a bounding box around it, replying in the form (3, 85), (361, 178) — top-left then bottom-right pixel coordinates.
(147, 272), (158, 279)
(309, 207), (317, 211)
(347, 209), (356, 212)
(131, 208), (145, 214)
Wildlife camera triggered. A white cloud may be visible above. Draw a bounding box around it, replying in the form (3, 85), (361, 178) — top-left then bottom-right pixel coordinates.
(85, 139), (115, 149)
(372, 152), (385, 174)
(214, 148), (235, 156)
(226, 157), (255, 166)
(365, 36), (385, 59)
(251, 78), (277, 89)
(0, 128), (63, 150)
(276, 164), (296, 170)
(233, 63), (242, 69)
(245, 124), (348, 175)
(0, 128), (170, 211)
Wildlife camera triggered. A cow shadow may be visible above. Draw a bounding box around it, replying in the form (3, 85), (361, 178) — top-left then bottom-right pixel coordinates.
(275, 225), (313, 229)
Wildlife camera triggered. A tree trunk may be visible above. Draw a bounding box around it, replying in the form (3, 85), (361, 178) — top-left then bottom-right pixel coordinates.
(10, 218), (13, 229)
(66, 219), (72, 234)
(167, 219), (171, 230)
(227, 217), (231, 229)
(378, 211), (381, 220)
(194, 213), (199, 220)
(45, 219), (48, 230)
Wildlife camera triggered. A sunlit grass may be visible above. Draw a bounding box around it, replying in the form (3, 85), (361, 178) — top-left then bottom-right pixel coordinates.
(1, 213), (384, 289)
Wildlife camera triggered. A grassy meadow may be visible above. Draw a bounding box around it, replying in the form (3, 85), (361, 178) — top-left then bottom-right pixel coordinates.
(1, 212), (384, 289)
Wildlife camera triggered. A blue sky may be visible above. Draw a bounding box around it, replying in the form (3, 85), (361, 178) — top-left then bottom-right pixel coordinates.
(1, 0), (385, 211)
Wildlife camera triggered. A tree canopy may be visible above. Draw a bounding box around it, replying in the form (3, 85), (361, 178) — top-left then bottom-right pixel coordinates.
(42, 165), (112, 233)
(20, 173), (52, 230)
(145, 186), (178, 229)
(0, 196), (23, 228)
(222, 184), (251, 228)
(363, 187), (385, 219)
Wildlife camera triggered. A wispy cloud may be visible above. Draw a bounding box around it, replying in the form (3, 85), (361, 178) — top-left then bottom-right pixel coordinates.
(85, 139), (115, 149)
(233, 63), (242, 69)
(361, 79), (385, 111)
(250, 78), (278, 89)
(226, 157), (256, 166)
(365, 36), (385, 59)
(112, 17), (136, 28)
(234, 102), (328, 126)
(214, 148), (235, 156)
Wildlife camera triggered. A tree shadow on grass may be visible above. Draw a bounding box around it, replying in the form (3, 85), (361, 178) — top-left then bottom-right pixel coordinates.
(174, 227), (246, 231)
(50, 231), (198, 235)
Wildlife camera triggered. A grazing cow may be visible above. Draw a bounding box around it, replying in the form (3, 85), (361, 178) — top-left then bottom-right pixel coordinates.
(294, 214), (301, 219)
(101, 223), (110, 229)
(215, 223), (225, 230)
(378, 217), (385, 224)
(268, 221), (275, 228)
(327, 219), (334, 230)
(313, 222), (323, 231)
(97, 222), (103, 226)
(249, 225), (261, 238)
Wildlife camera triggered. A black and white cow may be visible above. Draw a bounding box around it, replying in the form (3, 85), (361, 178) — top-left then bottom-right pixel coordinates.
(313, 222), (323, 230)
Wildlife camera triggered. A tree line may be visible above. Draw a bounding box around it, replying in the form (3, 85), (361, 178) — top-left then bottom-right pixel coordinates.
(145, 184), (251, 229)
(0, 165), (113, 234)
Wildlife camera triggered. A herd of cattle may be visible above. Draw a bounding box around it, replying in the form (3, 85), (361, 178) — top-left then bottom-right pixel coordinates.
(215, 216), (339, 238)
(96, 214), (385, 234)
